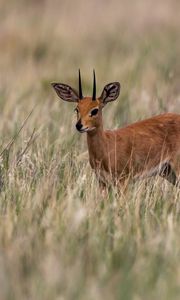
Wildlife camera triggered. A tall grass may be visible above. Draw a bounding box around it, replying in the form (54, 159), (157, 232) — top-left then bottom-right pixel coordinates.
(0, 0), (179, 299)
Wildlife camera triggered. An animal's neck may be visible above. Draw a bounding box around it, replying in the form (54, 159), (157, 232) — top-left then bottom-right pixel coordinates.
(86, 116), (106, 162)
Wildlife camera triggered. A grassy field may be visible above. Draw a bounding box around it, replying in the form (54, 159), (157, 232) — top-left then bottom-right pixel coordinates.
(0, 0), (180, 299)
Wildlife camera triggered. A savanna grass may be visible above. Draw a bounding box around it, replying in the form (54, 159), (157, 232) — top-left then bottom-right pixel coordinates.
(0, 0), (180, 299)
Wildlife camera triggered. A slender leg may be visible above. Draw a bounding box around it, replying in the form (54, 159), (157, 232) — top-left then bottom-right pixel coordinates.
(98, 180), (109, 198)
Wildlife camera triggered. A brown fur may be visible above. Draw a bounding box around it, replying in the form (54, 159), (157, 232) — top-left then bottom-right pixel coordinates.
(52, 79), (180, 188)
(77, 99), (180, 188)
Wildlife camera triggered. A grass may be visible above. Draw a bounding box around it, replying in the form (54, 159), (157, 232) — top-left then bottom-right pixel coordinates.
(0, 0), (180, 299)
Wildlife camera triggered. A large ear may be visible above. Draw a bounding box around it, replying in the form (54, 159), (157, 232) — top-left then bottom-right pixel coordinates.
(51, 83), (79, 102)
(100, 82), (120, 104)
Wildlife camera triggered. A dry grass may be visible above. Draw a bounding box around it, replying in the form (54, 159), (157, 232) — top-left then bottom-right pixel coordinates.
(0, 0), (180, 299)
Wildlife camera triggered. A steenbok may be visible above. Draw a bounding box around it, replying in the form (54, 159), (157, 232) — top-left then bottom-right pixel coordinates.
(51, 70), (180, 190)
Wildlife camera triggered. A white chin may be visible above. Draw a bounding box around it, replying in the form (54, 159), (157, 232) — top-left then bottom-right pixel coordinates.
(80, 127), (95, 133)
(86, 127), (96, 132)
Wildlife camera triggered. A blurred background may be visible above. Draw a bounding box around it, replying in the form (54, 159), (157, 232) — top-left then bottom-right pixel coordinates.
(0, 1), (180, 299)
(0, 0), (180, 132)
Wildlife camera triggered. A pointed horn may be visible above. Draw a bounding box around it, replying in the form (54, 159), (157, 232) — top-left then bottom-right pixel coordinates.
(78, 69), (83, 99)
(92, 69), (96, 100)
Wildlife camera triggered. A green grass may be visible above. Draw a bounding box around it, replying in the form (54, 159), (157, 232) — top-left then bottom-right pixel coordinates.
(0, 0), (180, 299)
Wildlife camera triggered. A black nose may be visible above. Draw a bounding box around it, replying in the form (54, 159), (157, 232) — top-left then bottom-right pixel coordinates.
(76, 120), (83, 131)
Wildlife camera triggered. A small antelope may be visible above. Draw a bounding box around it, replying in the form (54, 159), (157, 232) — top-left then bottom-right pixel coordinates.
(51, 70), (180, 189)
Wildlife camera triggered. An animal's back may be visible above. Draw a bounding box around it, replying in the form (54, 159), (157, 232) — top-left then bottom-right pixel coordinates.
(104, 113), (180, 178)
(114, 113), (180, 136)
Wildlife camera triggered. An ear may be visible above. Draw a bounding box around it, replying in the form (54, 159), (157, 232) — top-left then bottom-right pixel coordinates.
(100, 82), (120, 104)
(51, 83), (79, 102)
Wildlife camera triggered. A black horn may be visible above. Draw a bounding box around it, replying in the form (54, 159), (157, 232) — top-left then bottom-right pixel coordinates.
(92, 69), (96, 100)
(78, 69), (83, 99)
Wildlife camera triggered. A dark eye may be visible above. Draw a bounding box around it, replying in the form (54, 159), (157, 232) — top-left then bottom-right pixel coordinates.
(90, 108), (99, 116)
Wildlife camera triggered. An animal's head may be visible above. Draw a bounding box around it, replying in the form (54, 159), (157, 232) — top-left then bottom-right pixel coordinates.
(51, 70), (120, 133)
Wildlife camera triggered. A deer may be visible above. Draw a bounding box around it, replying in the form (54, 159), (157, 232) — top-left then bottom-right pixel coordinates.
(51, 70), (180, 190)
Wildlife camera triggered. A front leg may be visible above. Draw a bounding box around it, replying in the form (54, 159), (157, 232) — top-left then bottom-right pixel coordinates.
(98, 180), (109, 198)
(94, 169), (112, 198)
(98, 173), (128, 197)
